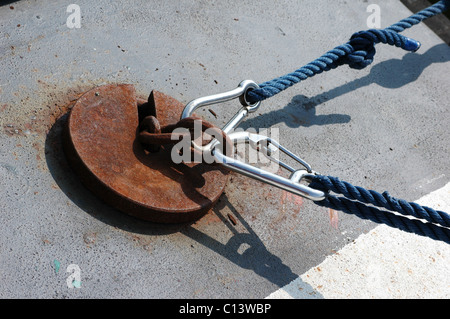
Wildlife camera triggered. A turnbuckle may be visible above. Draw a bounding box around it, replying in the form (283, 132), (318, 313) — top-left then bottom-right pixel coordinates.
(181, 80), (327, 201)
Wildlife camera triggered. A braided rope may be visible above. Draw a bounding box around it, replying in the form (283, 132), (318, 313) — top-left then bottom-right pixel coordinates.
(314, 194), (450, 244)
(310, 175), (450, 228)
(309, 175), (450, 243)
(241, 0), (450, 243)
(246, 0), (449, 103)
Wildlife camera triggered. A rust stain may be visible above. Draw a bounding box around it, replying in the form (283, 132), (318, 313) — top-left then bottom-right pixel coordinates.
(123, 232), (153, 252)
(271, 190), (305, 230)
(208, 170), (307, 233)
(328, 208), (339, 229)
(281, 190), (304, 208)
(41, 238), (51, 245)
(83, 232), (97, 245)
(3, 124), (22, 136)
(2, 80), (91, 140)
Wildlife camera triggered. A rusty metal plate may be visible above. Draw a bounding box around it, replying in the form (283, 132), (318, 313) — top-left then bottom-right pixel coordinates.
(63, 84), (228, 223)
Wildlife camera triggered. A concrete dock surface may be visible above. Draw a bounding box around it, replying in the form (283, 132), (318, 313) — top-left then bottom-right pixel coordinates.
(0, 0), (449, 299)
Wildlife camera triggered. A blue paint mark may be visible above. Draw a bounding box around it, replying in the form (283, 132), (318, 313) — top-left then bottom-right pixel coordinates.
(54, 259), (60, 274)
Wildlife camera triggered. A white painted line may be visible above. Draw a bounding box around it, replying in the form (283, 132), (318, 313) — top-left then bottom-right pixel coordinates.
(266, 183), (450, 299)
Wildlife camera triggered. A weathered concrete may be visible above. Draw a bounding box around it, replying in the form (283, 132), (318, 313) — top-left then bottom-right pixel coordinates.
(0, 0), (448, 298)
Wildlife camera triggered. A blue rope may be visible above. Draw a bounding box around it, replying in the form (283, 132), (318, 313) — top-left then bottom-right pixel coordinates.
(311, 189), (450, 244)
(246, 0), (450, 103)
(309, 175), (450, 243)
(310, 175), (450, 228)
(243, 1), (450, 242)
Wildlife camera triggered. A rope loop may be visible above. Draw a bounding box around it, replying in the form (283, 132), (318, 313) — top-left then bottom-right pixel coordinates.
(343, 29), (420, 70)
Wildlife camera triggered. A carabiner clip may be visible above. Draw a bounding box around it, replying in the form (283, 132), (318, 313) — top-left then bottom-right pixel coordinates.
(213, 131), (326, 201)
(181, 80), (261, 153)
(180, 80), (327, 201)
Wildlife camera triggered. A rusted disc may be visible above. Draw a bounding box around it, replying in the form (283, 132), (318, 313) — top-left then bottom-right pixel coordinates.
(63, 84), (228, 223)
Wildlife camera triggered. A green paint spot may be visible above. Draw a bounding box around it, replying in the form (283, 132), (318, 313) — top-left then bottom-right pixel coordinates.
(72, 280), (81, 288)
(54, 259), (60, 274)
